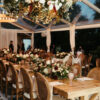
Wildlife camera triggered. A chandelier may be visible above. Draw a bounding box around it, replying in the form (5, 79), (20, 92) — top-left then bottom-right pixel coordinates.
(3, 0), (75, 24)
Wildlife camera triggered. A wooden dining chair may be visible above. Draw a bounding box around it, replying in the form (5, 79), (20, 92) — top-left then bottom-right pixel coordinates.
(0, 60), (12, 97)
(73, 64), (82, 77)
(87, 58), (100, 81)
(35, 72), (66, 100)
(0, 60), (2, 91)
(20, 68), (39, 100)
(9, 63), (23, 100)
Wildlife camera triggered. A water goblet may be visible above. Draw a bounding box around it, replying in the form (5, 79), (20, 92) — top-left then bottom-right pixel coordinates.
(68, 72), (74, 86)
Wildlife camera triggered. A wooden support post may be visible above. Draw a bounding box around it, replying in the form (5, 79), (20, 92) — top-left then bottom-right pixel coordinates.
(69, 24), (75, 55)
(31, 33), (34, 49)
(46, 28), (51, 52)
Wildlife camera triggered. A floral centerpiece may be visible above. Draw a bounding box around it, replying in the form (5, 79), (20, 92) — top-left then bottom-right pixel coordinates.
(56, 52), (68, 59)
(4, 0), (75, 24)
(32, 57), (71, 79)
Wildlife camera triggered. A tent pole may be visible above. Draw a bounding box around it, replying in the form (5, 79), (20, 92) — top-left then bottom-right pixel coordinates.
(46, 28), (51, 52)
(31, 33), (34, 50)
(69, 24), (75, 55)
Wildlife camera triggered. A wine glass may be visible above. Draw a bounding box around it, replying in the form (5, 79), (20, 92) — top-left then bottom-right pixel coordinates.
(68, 72), (74, 86)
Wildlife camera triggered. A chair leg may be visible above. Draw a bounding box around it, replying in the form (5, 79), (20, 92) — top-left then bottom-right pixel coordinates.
(23, 94), (25, 100)
(16, 90), (19, 100)
(5, 82), (8, 97)
(11, 88), (14, 100)
(1, 80), (3, 93)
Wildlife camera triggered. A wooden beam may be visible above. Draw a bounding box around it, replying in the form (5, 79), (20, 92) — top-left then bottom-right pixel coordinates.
(10, 22), (33, 32)
(72, 13), (81, 24)
(60, 19), (71, 26)
(24, 17), (48, 29)
(76, 23), (100, 29)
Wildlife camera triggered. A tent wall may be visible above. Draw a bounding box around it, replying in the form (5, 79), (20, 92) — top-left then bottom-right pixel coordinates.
(0, 29), (17, 52)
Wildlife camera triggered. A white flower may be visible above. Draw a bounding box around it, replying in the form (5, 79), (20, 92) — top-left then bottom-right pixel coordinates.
(55, 4), (60, 10)
(61, 0), (64, 2)
(35, 54), (39, 58)
(19, 54), (23, 57)
(25, 0), (34, 3)
(4, 50), (8, 54)
(57, 63), (60, 67)
(59, 3), (62, 8)
(12, 54), (15, 56)
(49, 4), (53, 10)
(23, 55), (27, 59)
(43, 68), (49, 74)
(51, 59), (54, 63)
(46, 60), (51, 65)
(26, 54), (29, 58)
(39, 0), (45, 4)
(16, 54), (19, 57)
(55, 0), (58, 4)
(15, 0), (18, 2)
(66, 70), (69, 73)
(30, 54), (34, 58)
(66, 0), (73, 7)
(52, 68), (56, 73)
(7, 49), (9, 52)
(25, 0), (31, 3)
(47, 1), (51, 5)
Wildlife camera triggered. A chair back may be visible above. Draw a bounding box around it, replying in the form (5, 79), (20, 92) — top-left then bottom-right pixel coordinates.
(87, 68), (100, 81)
(65, 55), (72, 66)
(9, 63), (19, 89)
(20, 68), (33, 98)
(35, 72), (50, 100)
(73, 64), (81, 77)
(0, 60), (7, 78)
(96, 58), (100, 68)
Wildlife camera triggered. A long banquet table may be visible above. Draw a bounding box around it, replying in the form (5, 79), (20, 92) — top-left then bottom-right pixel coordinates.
(2, 59), (100, 100)
(47, 78), (100, 100)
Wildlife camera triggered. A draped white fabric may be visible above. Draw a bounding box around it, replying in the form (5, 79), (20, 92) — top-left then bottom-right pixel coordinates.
(0, 29), (17, 52)
(46, 29), (51, 52)
(69, 24), (75, 53)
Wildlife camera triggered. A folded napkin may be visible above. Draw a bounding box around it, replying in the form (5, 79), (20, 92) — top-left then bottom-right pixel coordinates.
(49, 81), (64, 86)
(77, 77), (93, 81)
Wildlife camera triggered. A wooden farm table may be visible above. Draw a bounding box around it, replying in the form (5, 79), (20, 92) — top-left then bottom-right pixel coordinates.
(47, 78), (100, 100)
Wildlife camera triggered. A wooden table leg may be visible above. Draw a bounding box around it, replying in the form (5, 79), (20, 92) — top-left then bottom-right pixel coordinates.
(80, 96), (84, 100)
(89, 93), (98, 100)
(80, 95), (89, 100)
(71, 98), (75, 100)
(84, 95), (89, 100)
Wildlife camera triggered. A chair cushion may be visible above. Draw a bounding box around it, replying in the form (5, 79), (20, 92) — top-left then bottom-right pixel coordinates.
(12, 83), (23, 89)
(24, 91), (37, 99)
(3, 76), (12, 81)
